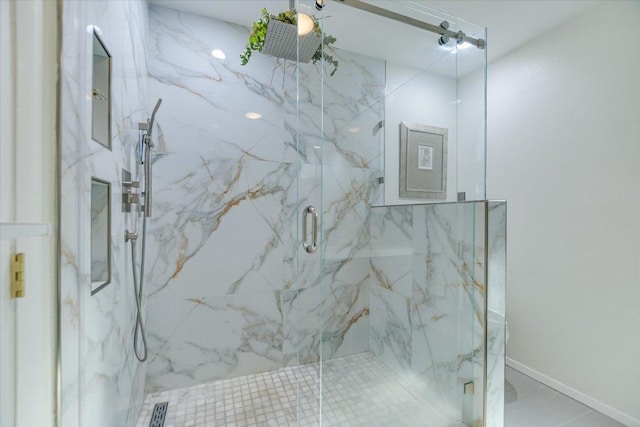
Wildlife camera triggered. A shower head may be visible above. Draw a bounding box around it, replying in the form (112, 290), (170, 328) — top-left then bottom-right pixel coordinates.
(148, 98), (163, 137)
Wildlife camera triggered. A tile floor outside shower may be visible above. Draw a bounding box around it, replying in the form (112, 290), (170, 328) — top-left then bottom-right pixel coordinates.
(137, 352), (465, 427)
(504, 367), (624, 427)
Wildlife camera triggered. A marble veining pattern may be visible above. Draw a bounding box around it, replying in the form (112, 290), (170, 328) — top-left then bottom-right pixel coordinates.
(59, 1), (150, 426)
(368, 202), (497, 425)
(68, 5), (506, 425)
(55, 2), (502, 425)
(144, 6), (384, 393)
(486, 201), (507, 427)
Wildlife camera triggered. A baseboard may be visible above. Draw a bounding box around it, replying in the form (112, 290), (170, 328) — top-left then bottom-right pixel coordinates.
(506, 358), (640, 427)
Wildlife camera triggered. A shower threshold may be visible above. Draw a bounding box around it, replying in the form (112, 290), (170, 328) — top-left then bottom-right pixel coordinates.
(136, 352), (467, 427)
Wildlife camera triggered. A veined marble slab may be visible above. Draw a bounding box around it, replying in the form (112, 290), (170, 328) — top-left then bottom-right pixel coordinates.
(144, 6), (382, 392)
(59, 1), (150, 426)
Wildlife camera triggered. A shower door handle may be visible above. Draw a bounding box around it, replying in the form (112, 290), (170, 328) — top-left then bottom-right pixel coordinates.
(303, 206), (318, 254)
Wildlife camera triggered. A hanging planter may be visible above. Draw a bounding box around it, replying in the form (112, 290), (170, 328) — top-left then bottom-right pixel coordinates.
(240, 8), (339, 76)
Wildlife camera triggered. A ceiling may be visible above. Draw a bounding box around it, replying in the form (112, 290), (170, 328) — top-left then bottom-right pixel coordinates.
(148, 0), (601, 73)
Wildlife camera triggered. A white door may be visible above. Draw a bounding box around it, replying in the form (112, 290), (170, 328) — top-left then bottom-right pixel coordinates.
(0, 1), (58, 426)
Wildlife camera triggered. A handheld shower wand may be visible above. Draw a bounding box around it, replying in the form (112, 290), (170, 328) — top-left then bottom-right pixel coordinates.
(142, 98), (162, 217)
(129, 98), (162, 362)
(148, 98), (162, 135)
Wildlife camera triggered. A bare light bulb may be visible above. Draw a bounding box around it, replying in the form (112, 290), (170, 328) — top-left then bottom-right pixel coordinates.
(297, 13), (315, 36)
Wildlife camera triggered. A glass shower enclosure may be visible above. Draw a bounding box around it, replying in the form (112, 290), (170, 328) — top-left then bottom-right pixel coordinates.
(285, 1), (504, 425)
(58, 0), (505, 426)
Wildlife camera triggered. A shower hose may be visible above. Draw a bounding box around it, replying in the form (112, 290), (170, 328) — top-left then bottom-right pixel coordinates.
(130, 210), (149, 362)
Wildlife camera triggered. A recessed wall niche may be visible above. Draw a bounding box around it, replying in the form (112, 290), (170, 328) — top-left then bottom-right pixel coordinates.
(91, 177), (111, 294)
(91, 30), (111, 149)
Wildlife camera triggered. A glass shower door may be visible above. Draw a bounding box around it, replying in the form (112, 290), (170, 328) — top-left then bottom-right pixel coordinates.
(305, 1), (492, 426)
(286, 1), (327, 424)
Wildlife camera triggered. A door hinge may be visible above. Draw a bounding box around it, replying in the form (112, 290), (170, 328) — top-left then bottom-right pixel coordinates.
(11, 253), (25, 298)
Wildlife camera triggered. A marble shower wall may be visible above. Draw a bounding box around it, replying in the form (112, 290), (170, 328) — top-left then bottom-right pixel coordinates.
(144, 6), (385, 393)
(369, 202), (497, 426)
(59, 1), (149, 426)
(486, 201), (507, 427)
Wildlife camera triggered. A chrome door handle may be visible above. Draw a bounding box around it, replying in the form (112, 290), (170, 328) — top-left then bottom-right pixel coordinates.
(303, 206), (318, 254)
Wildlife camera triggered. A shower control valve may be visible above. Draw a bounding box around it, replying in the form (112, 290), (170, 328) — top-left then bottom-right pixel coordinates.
(122, 168), (141, 213)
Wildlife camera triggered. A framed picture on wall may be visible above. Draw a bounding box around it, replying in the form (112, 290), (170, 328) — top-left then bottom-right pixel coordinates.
(399, 122), (448, 200)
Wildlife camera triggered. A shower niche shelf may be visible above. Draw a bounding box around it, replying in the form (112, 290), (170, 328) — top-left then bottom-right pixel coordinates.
(91, 30), (112, 150)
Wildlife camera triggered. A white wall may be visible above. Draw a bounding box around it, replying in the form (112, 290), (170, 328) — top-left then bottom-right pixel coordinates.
(487, 2), (640, 424)
(0, 1), (58, 427)
(383, 63), (458, 205)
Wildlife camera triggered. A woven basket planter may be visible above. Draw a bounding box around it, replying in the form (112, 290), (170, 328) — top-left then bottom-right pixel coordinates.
(261, 19), (322, 63)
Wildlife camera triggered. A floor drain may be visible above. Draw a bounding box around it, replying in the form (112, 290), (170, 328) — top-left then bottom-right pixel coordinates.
(149, 402), (168, 427)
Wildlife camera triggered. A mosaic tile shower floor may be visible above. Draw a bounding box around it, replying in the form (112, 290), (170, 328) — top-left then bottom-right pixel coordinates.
(137, 352), (464, 427)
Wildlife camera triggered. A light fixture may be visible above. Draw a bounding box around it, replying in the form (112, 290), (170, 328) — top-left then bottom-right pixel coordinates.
(297, 13), (315, 36)
(245, 112), (262, 120)
(348, 127), (360, 133)
(211, 49), (226, 60)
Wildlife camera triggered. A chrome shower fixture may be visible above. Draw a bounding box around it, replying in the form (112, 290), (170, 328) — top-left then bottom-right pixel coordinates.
(437, 20), (477, 48)
(129, 97), (163, 363)
(438, 21), (450, 46)
(438, 35), (450, 46)
(333, 0), (486, 49)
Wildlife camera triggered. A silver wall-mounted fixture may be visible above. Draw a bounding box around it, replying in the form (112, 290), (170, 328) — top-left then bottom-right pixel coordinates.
(333, 0), (486, 49)
(121, 168), (140, 213)
(126, 98), (163, 363)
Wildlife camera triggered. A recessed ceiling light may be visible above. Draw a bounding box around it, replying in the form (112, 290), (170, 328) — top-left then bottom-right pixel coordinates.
(211, 49), (226, 60)
(86, 24), (102, 35)
(298, 13), (315, 36)
(245, 112), (262, 120)
(348, 127), (360, 133)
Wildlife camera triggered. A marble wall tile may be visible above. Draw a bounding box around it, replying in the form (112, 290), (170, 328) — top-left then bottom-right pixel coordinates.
(294, 48), (385, 170)
(370, 255), (413, 298)
(59, 1), (149, 426)
(148, 6), (293, 163)
(409, 300), (460, 423)
(369, 285), (412, 373)
(322, 165), (373, 260)
(369, 205), (413, 256)
(145, 291), (283, 393)
(145, 154), (294, 299)
(142, 9), (502, 424)
(145, 6), (380, 392)
(486, 201), (507, 427)
(283, 269), (370, 365)
(369, 202), (499, 426)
